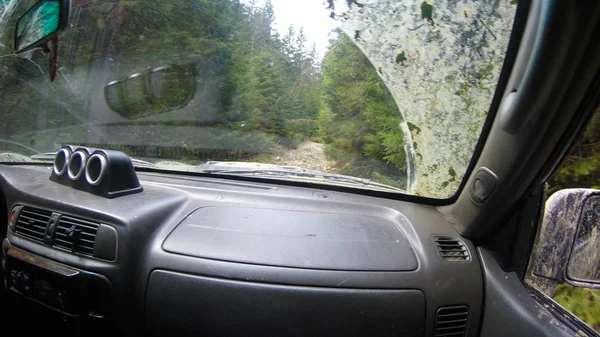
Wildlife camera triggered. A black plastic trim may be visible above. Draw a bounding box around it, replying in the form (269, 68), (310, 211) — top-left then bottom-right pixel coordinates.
(94, 224), (117, 261)
(145, 270), (426, 337)
(50, 146), (143, 198)
(478, 248), (581, 337)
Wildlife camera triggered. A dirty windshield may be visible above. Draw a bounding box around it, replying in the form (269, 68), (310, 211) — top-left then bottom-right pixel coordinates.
(0, 0), (517, 198)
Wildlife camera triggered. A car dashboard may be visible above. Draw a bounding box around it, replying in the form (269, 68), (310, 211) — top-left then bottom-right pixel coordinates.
(0, 163), (483, 337)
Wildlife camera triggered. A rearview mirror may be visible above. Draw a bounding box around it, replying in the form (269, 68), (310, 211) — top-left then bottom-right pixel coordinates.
(104, 63), (197, 119)
(525, 189), (600, 296)
(14, 0), (69, 53)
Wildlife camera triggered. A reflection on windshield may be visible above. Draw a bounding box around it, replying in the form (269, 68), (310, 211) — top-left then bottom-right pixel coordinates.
(105, 63), (197, 119)
(0, 0), (517, 198)
(0, 0), (18, 36)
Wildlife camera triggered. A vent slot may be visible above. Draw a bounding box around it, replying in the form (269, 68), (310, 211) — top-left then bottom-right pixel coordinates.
(435, 306), (469, 337)
(433, 236), (470, 262)
(15, 207), (52, 242)
(53, 215), (99, 256)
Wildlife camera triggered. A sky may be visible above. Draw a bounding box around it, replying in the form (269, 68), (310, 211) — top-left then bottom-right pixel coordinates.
(252, 0), (339, 59)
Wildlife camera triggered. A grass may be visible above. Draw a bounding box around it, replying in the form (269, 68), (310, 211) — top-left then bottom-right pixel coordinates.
(248, 152), (276, 164)
(553, 283), (600, 331)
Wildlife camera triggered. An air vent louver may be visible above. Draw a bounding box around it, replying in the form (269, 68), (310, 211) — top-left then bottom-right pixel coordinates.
(435, 306), (469, 337)
(433, 236), (470, 262)
(53, 215), (99, 256)
(15, 207), (52, 242)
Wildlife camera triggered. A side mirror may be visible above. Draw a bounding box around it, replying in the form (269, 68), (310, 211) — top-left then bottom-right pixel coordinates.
(525, 189), (600, 296)
(104, 63), (197, 119)
(14, 0), (70, 54)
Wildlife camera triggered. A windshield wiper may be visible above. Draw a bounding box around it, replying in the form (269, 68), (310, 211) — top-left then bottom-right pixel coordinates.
(24, 153), (403, 192)
(200, 166), (405, 192)
(30, 152), (157, 168)
(0, 139), (41, 154)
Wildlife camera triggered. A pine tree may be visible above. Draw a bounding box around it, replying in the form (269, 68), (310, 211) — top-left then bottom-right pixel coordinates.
(319, 31), (406, 188)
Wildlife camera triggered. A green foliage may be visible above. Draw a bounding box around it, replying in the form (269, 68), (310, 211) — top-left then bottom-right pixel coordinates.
(0, 0), (322, 158)
(225, 4), (321, 141)
(318, 32), (407, 188)
(548, 109), (600, 193)
(553, 284), (600, 331)
(284, 119), (318, 141)
(0, 0), (408, 191)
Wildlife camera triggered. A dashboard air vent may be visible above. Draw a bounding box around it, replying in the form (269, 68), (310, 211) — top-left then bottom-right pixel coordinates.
(435, 306), (469, 337)
(433, 236), (470, 262)
(53, 215), (99, 256)
(15, 207), (52, 242)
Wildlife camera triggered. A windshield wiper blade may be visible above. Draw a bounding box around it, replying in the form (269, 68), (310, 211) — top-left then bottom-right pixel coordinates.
(201, 167), (405, 192)
(30, 152), (157, 168)
(30, 153), (59, 161)
(24, 153), (402, 192)
(130, 158), (158, 168)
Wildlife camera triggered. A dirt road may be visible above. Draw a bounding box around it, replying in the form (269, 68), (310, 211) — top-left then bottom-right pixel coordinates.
(273, 141), (336, 172)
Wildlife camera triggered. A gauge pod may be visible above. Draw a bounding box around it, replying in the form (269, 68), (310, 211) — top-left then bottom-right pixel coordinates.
(49, 146), (143, 198)
(67, 149), (88, 180)
(85, 153), (108, 186)
(52, 147), (71, 176)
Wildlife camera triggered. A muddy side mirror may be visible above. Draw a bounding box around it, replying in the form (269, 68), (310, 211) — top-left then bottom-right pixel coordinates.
(525, 189), (600, 296)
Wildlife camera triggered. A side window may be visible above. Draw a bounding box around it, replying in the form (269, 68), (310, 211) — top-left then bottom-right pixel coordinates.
(548, 109), (600, 193)
(553, 284), (600, 332)
(530, 108), (600, 332)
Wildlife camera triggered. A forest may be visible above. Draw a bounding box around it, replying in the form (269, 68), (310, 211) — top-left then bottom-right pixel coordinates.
(0, 0), (408, 188)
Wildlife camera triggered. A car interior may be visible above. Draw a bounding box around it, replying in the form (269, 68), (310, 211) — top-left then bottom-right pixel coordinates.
(1, 0), (600, 336)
